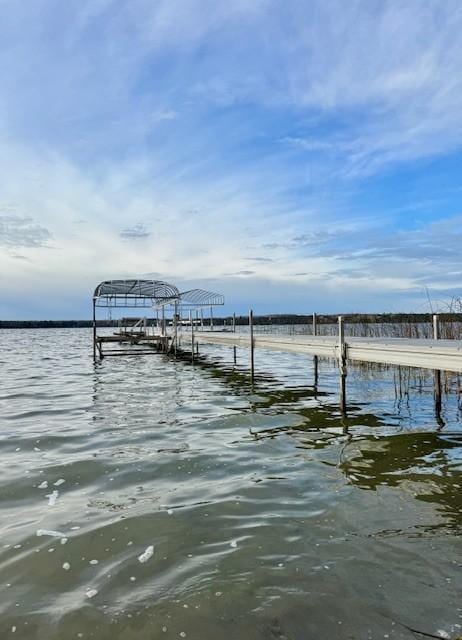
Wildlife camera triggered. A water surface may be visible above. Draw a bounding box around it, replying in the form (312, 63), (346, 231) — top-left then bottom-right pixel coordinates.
(1, 328), (461, 639)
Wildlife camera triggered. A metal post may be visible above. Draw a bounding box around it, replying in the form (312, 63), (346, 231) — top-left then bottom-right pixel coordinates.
(174, 302), (178, 357)
(233, 345), (237, 364)
(313, 312), (318, 387)
(338, 315), (347, 414)
(195, 310), (199, 354)
(433, 313), (440, 340)
(233, 312), (236, 333)
(161, 306), (165, 336)
(190, 309), (194, 362)
(200, 308), (204, 331)
(433, 314), (442, 420)
(249, 309), (255, 384)
(210, 306), (214, 331)
(92, 298), (97, 361)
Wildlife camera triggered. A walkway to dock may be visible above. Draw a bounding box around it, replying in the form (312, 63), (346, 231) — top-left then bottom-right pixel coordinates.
(183, 314), (461, 416)
(195, 331), (462, 373)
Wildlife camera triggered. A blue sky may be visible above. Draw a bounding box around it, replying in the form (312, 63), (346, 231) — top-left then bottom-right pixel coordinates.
(1, 0), (462, 319)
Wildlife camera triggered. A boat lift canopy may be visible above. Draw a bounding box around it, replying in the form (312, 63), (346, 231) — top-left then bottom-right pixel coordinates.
(93, 279), (224, 309)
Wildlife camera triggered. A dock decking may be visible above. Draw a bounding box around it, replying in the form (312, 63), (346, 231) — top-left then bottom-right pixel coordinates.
(194, 331), (462, 373)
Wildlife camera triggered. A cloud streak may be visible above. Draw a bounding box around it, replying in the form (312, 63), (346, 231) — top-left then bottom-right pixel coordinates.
(0, 215), (52, 248)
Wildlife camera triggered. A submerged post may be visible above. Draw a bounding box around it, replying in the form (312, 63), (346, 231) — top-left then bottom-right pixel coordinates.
(433, 313), (442, 419)
(313, 312), (319, 387)
(210, 306), (214, 331)
(249, 309), (255, 384)
(233, 312), (236, 333)
(92, 298), (97, 361)
(200, 308), (204, 331)
(338, 315), (347, 414)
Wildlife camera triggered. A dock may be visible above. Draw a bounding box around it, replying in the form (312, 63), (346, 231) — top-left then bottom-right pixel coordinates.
(91, 279), (461, 415)
(194, 332), (462, 373)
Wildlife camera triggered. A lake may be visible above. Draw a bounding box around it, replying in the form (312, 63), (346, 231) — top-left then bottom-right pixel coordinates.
(1, 328), (461, 639)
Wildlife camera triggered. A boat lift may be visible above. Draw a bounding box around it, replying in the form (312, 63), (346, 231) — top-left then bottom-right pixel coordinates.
(92, 279), (224, 360)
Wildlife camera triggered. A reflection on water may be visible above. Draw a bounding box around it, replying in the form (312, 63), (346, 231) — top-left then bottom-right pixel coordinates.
(0, 328), (461, 640)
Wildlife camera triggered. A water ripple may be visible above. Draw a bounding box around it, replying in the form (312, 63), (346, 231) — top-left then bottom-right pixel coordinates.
(0, 328), (461, 639)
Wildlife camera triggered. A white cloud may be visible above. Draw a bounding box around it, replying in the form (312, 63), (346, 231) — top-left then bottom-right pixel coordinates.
(1, 1), (462, 316)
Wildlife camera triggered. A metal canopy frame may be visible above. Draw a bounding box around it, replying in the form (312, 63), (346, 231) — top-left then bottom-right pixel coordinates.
(154, 288), (225, 309)
(93, 280), (224, 309)
(92, 278), (224, 360)
(94, 279), (179, 308)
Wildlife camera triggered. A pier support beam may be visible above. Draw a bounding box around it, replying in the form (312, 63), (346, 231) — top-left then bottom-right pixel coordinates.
(338, 316), (347, 414)
(92, 298), (97, 362)
(313, 312), (319, 387)
(433, 314), (443, 423)
(249, 309), (255, 384)
(233, 312), (236, 333)
(190, 309), (194, 362)
(173, 303), (178, 357)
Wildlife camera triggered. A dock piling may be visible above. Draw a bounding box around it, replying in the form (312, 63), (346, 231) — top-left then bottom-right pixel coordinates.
(249, 309), (255, 384)
(92, 298), (97, 362)
(313, 312), (319, 386)
(433, 313), (443, 420)
(338, 316), (347, 414)
(190, 310), (194, 362)
(174, 303), (178, 357)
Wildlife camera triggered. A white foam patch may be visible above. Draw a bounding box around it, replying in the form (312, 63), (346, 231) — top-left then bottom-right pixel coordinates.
(46, 490), (59, 506)
(86, 588), (98, 599)
(138, 545), (154, 563)
(62, 562), (70, 571)
(54, 479), (65, 486)
(36, 529), (65, 539)
(37, 481), (48, 489)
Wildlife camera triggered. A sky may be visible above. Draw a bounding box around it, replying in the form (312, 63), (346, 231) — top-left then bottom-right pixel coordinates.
(1, 0), (462, 319)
